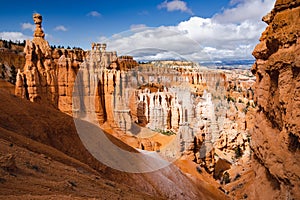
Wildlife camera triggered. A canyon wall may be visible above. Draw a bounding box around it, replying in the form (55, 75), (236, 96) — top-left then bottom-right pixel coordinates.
(128, 63), (255, 177)
(70, 52), (253, 169)
(0, 40), (25, 71)
(250, 0), (300, 198)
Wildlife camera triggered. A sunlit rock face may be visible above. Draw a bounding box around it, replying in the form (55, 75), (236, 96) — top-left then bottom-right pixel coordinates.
(15, 13), (58, 107)
(72, 50), (255, 172)
(131, 67), (227, 158)
(14, 13), (138, 114)
(249, 0), (300, 199)
(15, 13), (85, 109)
(54, 48), (85, 114)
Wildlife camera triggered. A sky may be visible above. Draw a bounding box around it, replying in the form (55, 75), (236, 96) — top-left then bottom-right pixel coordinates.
(0, 0), (276, 62)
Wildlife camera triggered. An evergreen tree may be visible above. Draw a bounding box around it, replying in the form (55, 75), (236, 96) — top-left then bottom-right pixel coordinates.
(9, 65), (17, 84)
(1, 64), (6, 79)
(8, 40), (12, 49)
(3, 41), (8, 48)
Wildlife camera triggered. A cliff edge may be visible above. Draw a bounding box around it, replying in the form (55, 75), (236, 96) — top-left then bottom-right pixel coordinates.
(250, 0), (300, 199)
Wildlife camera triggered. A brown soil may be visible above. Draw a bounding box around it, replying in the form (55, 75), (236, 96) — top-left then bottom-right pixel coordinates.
(0, 89), (157, 199)
(0, 88), (227, 199)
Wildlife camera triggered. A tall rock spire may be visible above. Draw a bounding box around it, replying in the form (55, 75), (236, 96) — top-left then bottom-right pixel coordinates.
(31, 13), (51, 55)
(15, 13), (58, 108)
(33, 13), (45, 38)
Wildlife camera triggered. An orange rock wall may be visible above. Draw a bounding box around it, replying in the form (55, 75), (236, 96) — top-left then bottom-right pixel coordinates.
(250, 0), (300, 198)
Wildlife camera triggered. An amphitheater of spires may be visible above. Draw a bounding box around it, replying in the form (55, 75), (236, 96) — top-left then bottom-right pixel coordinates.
(2, 0), (300, 198)
(14, 12), (252, 174)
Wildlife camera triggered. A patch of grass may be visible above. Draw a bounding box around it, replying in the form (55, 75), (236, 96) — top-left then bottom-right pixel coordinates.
(154, 128), (176, 136)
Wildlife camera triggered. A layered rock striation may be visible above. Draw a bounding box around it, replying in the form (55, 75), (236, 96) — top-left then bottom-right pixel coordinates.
(250, 0), (300, 198)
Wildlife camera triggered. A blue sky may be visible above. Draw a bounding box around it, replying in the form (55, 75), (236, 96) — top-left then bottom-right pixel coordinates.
(0, 0), (276, 61)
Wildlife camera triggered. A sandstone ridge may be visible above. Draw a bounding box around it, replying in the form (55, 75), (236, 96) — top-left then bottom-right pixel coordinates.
(249, 0), (300, 199)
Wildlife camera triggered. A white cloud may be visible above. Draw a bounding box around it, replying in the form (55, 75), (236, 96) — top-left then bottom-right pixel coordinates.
(177, 17), (261, 48)
(130, 24), (147, 31)
(87, 11), (101, 17)
(101, 18), (264, 61)
(0, 32), (31, 42)
(54, 25), (68, 32)
(100, 0), (275, 61)
(158, 0), (193, 14)
(101, 27), (201, 60)
(213, 0), (275, 23)
(229, 0), (244, 6)
(21, 23), (35, 31)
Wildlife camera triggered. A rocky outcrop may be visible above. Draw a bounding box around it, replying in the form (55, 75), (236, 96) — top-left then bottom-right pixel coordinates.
(130, 64), (252, 167)
(14, 14), (89, 110)
(54, 48), (85, 114)
(0, 46), (25, 84)
(186, 69), (255, 177)
(15, 13), (58, 108)
(250, 0), (300, 198)
(117, 55), (138, 70)
(14, 13), (137, 114)
(0, 40), (25, 71)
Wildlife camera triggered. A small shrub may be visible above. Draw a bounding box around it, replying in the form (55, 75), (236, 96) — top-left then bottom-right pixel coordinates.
(222, 171), (230, 184)
(68, 180), (77, 187)
(9, 65), (17, 84)
(196, 166), (202, 174)
(233, 173), (241, 181)
(155, 128), (176, 136)
(234, 146), (243, 159)
(246, 101), (250, 107)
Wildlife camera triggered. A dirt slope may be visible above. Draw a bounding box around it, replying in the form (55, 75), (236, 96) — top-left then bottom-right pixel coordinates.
(0, 89), (226, 199)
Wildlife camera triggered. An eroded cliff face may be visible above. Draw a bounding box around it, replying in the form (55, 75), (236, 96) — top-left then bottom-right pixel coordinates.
(14, 13), (83, 108)
(250, 0), (300, 198)
(14, 13), (138, 113)
(0, 40), (25, 71)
